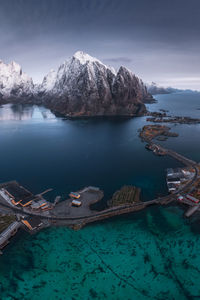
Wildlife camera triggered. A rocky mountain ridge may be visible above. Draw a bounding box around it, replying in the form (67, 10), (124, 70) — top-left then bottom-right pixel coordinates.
(0, 52), (153, 117)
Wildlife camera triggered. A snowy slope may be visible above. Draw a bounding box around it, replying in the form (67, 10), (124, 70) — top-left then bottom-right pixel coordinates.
(38, 51), (152, 116)
(0, 60), (33, 99)
(38, 51), (116, 93)
(0, 52), (152, 116)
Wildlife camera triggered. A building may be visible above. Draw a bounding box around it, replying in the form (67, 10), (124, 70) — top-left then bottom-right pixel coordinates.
(167, 178), (181, 184)
(167, 183), (177, 193)
(1, 183), (32, 207)
(19, 196), (35, 207)
(0, 189), (14, 206)
(21, 216), (43, 231)
(167, 168), (184, 179)
(71, 200), (82, 207)
(186, 194), (199, 203)
(31, 199), (49, 210)
(69, 192), (80, 199)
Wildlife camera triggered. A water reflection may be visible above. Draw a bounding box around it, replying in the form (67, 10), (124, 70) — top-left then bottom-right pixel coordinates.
(0, 104), (56, 121)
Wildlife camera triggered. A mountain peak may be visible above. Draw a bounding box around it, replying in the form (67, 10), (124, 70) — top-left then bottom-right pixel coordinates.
(118, 66), (133, 75)
(73, 51), (101, 65)
(36, 52), (151, 117)
(10, 61), (21, 73)
(72, 51), (117, 76)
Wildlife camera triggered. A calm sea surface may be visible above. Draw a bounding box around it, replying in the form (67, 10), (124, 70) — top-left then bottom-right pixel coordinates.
(0, 92), (200, 299)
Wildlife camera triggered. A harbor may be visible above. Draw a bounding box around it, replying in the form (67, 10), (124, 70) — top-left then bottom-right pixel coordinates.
(0, 113), (199, 254)
(0, 140), (200, 253)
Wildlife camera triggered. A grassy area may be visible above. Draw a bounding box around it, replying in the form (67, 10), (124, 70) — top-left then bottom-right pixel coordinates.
(0, 215), (16, 234)
(109, 186), (141, 207)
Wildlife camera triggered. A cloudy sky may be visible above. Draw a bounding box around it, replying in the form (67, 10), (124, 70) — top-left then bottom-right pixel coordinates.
(0, 0), (200, 89)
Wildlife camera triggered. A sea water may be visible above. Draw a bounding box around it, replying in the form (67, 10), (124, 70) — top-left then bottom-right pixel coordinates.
(0, 92), (200, 299)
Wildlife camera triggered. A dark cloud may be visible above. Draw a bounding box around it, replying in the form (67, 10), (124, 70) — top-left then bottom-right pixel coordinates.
(0, 0), (199, 89)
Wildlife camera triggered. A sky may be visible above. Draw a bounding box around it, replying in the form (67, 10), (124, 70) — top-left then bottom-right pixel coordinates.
(0, 0), (200, 89)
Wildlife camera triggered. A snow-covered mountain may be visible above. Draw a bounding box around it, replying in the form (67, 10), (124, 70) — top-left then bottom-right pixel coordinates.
(0, 52), (153, 117)
(37, 51), (152, 116)
(0, 60), (34, 100)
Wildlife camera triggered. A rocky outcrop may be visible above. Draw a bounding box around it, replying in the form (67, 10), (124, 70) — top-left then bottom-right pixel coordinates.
(37, 51), (152, 117)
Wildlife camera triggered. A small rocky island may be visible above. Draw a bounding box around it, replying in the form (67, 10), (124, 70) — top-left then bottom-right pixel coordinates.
(139, 124), (178, 142)
(146, 112), (200, 125)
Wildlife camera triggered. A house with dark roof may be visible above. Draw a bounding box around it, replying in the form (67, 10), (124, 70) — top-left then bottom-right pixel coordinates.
(21, 216), (43, 231)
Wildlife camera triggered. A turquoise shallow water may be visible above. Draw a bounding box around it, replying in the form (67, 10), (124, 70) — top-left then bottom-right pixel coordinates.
(1, 207), (200, 300)
(0, 92), (200, 299)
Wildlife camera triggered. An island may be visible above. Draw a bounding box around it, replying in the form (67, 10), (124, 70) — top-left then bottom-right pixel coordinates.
(146, 112), (200, 125)
(139, 124), (178, 143)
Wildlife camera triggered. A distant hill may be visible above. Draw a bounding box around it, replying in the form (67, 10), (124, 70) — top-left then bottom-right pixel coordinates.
(147, 82), (193, 95)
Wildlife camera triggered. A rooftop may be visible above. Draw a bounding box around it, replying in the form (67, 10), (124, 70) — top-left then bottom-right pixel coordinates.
(23, 216), (43, 230)
(4, 183), (32, 202)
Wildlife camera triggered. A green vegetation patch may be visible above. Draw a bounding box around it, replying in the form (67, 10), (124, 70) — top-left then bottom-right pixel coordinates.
(109, 185), (141, 207)
(0, 215), (16, 234)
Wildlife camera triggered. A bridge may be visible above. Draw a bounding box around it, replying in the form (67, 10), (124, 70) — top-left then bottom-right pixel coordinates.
(153, 143), (197, 166)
